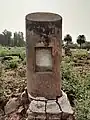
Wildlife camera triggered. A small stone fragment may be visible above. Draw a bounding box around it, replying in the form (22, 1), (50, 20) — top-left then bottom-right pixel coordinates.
(4, 97), (20, 114)
(8, 112), (20, 120)
(0, 109), (4, 120)
(17, 106), (24, 114)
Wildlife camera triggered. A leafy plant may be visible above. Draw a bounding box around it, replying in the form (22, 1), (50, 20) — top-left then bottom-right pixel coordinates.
(61, 56), (90, 120)
(64, 34), (72, 45)
(77, 35), (86, 48)
(9, 61), (18, 69)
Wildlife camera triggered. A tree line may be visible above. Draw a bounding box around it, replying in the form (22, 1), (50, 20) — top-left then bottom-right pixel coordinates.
(0, 29), (25, 47)
(0, 30), (90, 49)
(63, 34), (90, 50)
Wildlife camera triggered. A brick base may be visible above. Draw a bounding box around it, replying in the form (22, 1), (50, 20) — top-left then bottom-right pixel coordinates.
(27, 91), (75, 120)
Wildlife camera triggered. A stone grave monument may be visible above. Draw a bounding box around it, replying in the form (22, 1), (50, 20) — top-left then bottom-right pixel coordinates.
(26, 12), (75, 120)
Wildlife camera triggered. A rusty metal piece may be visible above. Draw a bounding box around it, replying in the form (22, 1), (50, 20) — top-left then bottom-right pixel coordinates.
(26, 12), (62, 99)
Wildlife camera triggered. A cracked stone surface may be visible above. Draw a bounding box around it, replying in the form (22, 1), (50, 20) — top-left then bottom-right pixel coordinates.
(35, 114), (46, 120)
(29, 100), (46, 113)
(28, 93), (47, 101)
(58, 91), (74, 114)
(27, 109), (46, 120)
(27, 91), (75, 120)
(46, 113), (62, 120)
(46, 100), (61, 114)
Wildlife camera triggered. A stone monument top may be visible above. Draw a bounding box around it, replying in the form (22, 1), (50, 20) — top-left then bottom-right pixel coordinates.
(26, 12), (62, 22)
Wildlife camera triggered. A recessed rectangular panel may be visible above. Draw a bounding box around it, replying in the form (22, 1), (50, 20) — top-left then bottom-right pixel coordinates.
(35, 47), (52, 72)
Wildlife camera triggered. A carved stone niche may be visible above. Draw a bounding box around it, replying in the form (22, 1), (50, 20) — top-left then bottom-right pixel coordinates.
(35, 47), (52, 72)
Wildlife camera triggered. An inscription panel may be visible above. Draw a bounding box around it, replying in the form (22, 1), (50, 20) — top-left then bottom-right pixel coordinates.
(35, 48), (52, 72)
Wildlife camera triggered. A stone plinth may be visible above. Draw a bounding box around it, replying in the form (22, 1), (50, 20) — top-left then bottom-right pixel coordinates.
(27, 91), (75, 120)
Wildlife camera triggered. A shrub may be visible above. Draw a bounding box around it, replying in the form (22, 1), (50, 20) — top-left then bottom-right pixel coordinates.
(0, 46), (25, 57)
(9, 61), (18, 69)
(4, 59), (18, 69)
(72, 49), (88, 59)
(61, 56), (90, 120)
(22, 58), (26, 65)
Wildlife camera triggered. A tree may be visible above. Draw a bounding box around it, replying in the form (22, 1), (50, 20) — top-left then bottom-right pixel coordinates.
(18, 32), (25, 47)
(13, 32), (25, 47)
(64, 34), (72, 45)
(2, 29), (12, 46)
(13, 32), (18, 46)
(82, 41), (90, 50)
(77, 35), (86, 48)
(0, 34), (6, 46)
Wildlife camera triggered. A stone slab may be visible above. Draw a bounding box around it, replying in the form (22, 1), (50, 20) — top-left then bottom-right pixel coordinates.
(4, 97), (20, 115)
(35, 114), (46, 120)
(57, 91), (74, 114)
(27, 91), (75, 120)
(29, 100), (45, 113)
(46, 113), (61, 120)
(27, 109), (46, 120)
(46, 100), (62, 114)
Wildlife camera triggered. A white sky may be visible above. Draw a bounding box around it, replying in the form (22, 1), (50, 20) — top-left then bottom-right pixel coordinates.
(0, 0), (90, 43)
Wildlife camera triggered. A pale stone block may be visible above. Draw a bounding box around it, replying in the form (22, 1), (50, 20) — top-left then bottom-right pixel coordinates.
(29, 100), (45, 113)
(58, 91), (74, 114)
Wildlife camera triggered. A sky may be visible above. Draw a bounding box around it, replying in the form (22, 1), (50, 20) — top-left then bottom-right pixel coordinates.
(0, 0), (90, 43)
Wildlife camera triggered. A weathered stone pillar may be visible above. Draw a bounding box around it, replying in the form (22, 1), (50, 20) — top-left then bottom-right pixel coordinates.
(26, 12), (75, 120)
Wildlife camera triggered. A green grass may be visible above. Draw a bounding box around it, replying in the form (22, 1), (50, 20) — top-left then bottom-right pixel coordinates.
(61, 55), (90, 120)
(0, 46), (25, 57)
(71, 49), (88, 58)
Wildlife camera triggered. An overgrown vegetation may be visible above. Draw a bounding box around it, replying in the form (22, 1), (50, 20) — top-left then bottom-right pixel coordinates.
(0, 46), (90, 120)
(61, 51), (90, 120)
(0, 46), (26, 109)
